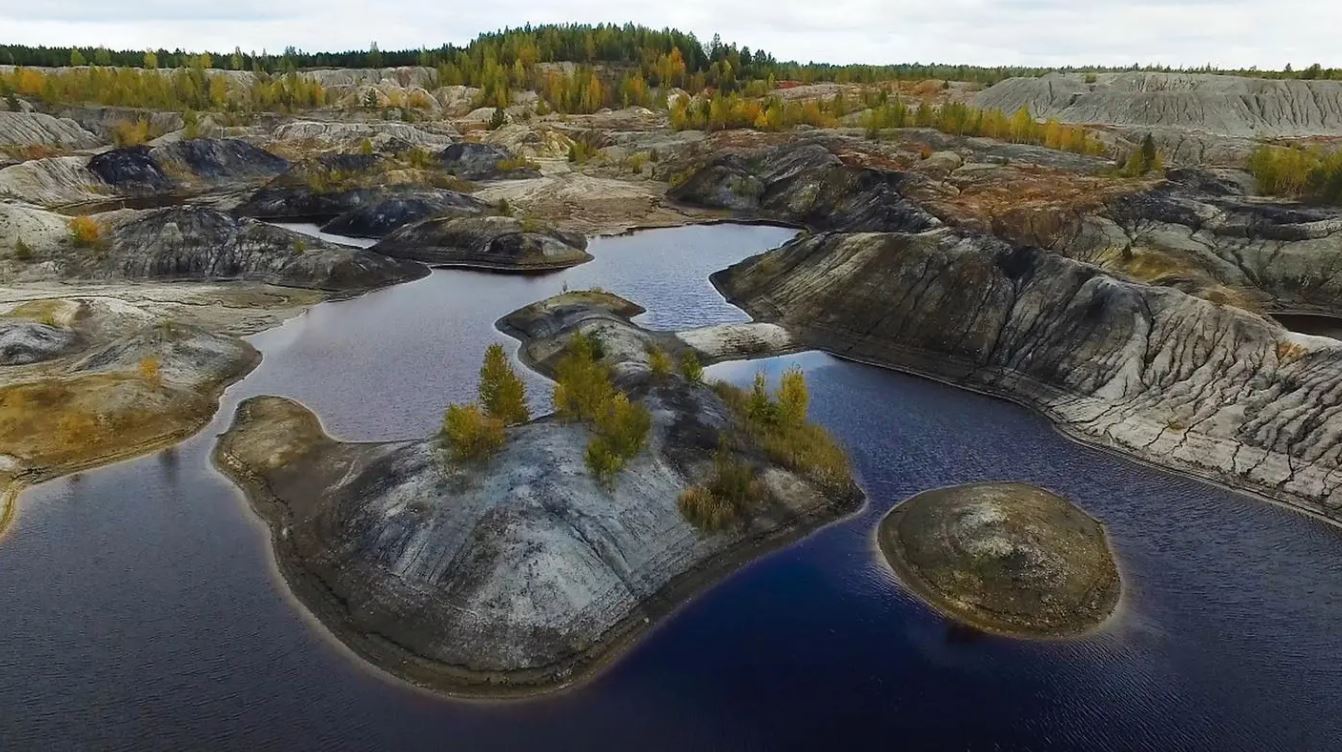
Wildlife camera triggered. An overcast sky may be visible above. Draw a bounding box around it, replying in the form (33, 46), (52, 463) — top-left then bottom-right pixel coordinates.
(4, 1), (1337, 70)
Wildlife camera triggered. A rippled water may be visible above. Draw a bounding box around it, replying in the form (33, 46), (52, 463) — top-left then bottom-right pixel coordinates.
(2, 223), (1340, 751)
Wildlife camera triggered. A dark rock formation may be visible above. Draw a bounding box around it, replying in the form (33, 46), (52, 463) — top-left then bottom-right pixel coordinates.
(879, 483), (1119, 636)
(438, 142), (539, 180)
(151, 138), (288, 184)
(87, 146), (172, 193)
(668, 142), (941, 232)
(95, 206), (427, 290)
(236, 181), (490, 238)
(372, 215), (591, 271)
(714, 228), (1342, 521)
(86, 139), (287, 196)
(0, 321), (78, 365)
(213, 292), (862, 695)
(320, 190), (490, 238)
(235, 184), (382, 221)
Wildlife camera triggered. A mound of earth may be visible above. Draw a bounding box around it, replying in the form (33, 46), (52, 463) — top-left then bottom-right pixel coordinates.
(0, 320), (79, 365)
(237, 183), (490, 238)
(0, 319), (258, 486)
(88, 206), (429, 290)
(878, 483), (1120, 636)
(372, 214), (591, 271)
(0, 111), (100, 150)
(438, 142), (540, 180)
(668, 142), (940, 232)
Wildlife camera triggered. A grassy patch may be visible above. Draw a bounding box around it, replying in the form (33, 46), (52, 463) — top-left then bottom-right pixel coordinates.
(0, 374), (209, 470)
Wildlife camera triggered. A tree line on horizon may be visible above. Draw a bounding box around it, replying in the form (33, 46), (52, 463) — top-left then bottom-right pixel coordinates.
(4, 23), (1339, 86)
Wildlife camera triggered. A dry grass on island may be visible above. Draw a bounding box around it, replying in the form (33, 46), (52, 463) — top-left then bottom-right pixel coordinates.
(878, 482), (1120, 638)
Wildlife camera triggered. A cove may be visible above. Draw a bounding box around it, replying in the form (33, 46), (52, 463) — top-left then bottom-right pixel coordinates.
(1, 223), (1340, 751)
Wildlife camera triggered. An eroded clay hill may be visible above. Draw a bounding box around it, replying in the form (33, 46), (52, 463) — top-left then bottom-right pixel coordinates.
(976, 72), (1342, 138)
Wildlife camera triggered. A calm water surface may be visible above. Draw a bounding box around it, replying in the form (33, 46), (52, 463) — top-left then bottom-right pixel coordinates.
(2, 223), (1340, 751)
(1273, 313), (1342, 340)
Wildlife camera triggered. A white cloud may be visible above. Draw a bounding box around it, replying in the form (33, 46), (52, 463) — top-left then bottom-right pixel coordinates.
(2, 0), (1338, 70)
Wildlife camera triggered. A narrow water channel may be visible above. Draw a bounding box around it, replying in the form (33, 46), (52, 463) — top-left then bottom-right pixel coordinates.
(1, 224), (1339, 752)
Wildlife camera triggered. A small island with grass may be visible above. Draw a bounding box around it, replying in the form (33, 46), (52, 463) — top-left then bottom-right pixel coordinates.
(877, 482), (1120, 637)
(213, 291), (862, 696)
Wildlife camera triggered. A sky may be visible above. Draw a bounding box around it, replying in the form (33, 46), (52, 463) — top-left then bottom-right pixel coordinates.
(4, 0), (1338, 70)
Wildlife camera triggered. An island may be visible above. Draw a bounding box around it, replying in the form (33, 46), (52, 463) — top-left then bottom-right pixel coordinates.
(212, 292), (863, 695)
(877, 482), (1120, 637)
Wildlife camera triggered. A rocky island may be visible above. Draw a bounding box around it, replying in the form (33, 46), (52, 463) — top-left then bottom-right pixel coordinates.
(878, 483), (1120, 637)
(213, 292), (862, 695)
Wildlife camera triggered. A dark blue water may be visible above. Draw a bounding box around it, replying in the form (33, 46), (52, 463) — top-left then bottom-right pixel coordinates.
(1, 224), (1340, 751)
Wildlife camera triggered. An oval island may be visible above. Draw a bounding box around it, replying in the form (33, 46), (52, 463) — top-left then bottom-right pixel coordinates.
(877, 482), (1120, 637)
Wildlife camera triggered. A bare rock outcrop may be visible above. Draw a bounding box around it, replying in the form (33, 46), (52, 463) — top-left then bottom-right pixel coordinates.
(372, 214), (591, 272)
(668, 142), (941, 232)
(976, 72), (1342, 138)
(0, 320), (78, 365)
(88, 206), (428, 290)
(0, 111), (100, 150)
(714, 229), (1342, 521)
(438, 142), (540, 180)
(213, 292), (862, 695)
(237, 183), (490, 238)
(269, 120), (459, 151)
(0, 138), (287, 207)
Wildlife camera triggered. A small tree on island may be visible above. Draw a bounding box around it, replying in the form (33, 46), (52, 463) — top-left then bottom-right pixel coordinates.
(440, 345), (530, 461)
(479, 343), (530, 425)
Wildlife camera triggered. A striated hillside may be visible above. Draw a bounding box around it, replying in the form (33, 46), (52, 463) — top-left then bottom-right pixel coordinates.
(976, 72), (1342, 138)
(714, 229), (1342, 522)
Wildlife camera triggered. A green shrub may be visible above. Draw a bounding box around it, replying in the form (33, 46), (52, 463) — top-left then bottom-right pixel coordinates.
(679, 351), (703, 383)
(13, 237), (33, 261)
(112, 118), (151, 147)
(496, 156), (538, 172)
(405, 147), (435, 169)
(553, 333), (651, 482)
(567, 138), (598, 163)
(713, 369), (852, 490)
(593, 392), (650, 459)
(1248, 144), (1342, 203)
(678, 449), (763, 531)
(292, 239), (307, 254)
(1120, 133), (1164, 177)
(441, 403), (506, 461)
(678, 485), (733, 530)
(585, 437), (625, 481)
(554, 333), (615, 423)
(68, 216), (102, 248)
(647, 346), (673, 377)
(479, 342), (530, 425)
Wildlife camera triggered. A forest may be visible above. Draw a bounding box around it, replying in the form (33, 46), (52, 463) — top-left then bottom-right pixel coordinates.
(4, 23), (1336, 86)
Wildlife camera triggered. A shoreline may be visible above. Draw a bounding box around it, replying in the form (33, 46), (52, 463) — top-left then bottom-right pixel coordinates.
(0, 345), (262, 540)
(212, 398), (864, 699)
(706, 268), (1342, 533)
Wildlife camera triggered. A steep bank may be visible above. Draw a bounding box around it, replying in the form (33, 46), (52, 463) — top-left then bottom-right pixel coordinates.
(213, 292), (862, 696)
(714, 229), (1342, 522)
